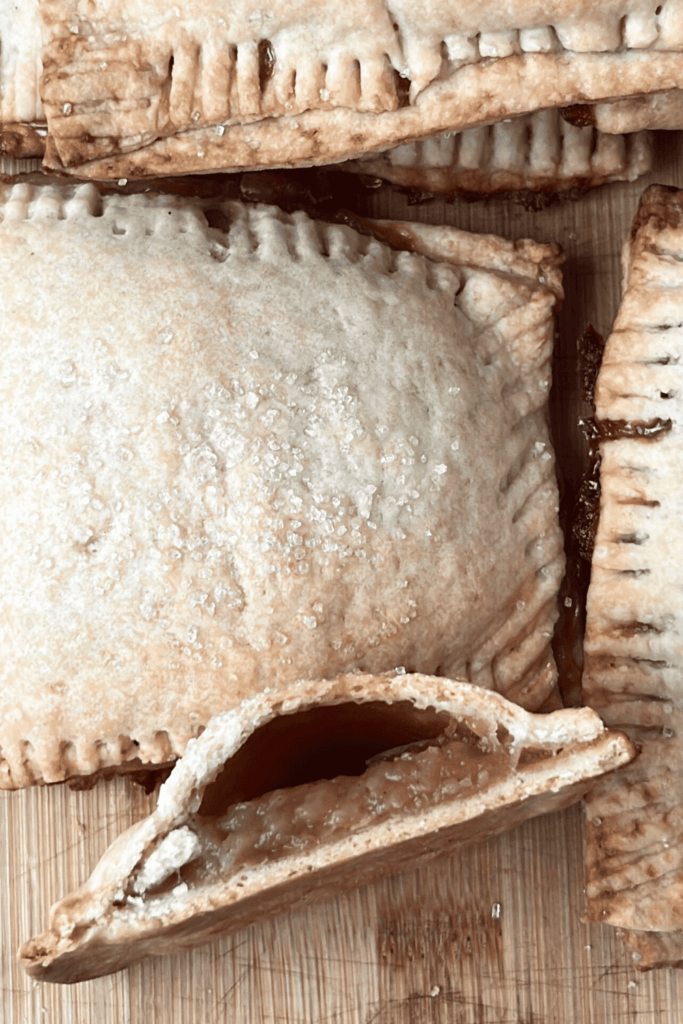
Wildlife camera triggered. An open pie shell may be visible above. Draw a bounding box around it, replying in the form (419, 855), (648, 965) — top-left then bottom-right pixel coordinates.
(18, 672), (635, 984)
(583, 184), (683, 968)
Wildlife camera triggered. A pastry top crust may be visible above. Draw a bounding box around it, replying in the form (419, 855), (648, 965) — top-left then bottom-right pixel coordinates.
(19, 672), (635, 983)
(3, 1), (683, 172)
(584, 185), (683, 942)
(35, 0), (683, 174)
(0, 184), (563, 789)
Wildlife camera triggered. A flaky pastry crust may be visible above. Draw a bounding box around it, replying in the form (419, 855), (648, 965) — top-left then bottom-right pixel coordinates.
(0, 0), (43, 128)
(583, 88), (683, 133)
(16, 0), (683, 176)
(0, 184), (564, 789)
(2, 1), (683, 175)
(584, 184), (683, 969)
(346, 111), (653, 196)
(18, 673), (634, 983)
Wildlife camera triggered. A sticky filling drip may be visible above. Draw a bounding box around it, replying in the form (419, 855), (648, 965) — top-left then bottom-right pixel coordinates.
(130, 702), (552, 900)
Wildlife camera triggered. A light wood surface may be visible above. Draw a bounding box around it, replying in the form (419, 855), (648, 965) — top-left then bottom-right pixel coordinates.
(3, 132), (683, 1024)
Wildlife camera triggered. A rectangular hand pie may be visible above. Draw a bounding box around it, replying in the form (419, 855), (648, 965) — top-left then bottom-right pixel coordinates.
(3, 0), (683, 176)
(19, 673), (633, 982)
(346, 111), (652, 196)
(0, 183), (566, 790)
(583, 184), (683, 970)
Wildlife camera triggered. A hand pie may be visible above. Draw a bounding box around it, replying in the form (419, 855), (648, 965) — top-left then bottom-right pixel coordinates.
(19, 673), (634, 982)
(0, 183), (566, 790)
(584, 185), (683, 969)
(346, 112), (652, 196)
(3, 0), (683, 176)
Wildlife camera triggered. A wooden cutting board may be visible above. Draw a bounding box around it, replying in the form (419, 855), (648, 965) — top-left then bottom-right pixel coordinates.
(3, 132), (683, 1024)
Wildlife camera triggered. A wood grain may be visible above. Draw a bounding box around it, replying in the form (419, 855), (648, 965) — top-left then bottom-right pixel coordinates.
(4, 131), (683, 1024)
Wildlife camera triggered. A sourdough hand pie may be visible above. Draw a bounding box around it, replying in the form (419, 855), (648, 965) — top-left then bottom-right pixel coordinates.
(0, 183), (565, 790)
(584, 185), (683, 970)
(3, 0), (683, 176)
(19, 673), (634, 982)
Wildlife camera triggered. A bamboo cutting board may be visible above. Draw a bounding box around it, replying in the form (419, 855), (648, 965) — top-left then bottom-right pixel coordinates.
(3, 133), (683, 1024)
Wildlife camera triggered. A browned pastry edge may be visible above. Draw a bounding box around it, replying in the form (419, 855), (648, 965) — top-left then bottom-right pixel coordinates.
(626, 181), (683, 244)
(0, 122), (45, 159)
(342, 162), (644, 198)
(620, 927), (683, 971)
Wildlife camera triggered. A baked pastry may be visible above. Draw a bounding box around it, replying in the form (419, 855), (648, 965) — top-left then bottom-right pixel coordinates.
(3, 0), (683, 176)
(346, 112), (652, 196)
(18, 672), (634, 982)
(0, 183), (566, 790)
(0, 0), (45, 159)
(566, 90), (683, 134)
(583, 184), (683, 969)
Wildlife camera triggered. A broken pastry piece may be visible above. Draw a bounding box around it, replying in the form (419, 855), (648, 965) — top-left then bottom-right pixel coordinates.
(583, 184), (683, 969)
(347, 111), (652, 196)
(566, 89), (683, 134)
(25, 0), (683, 177)
(19, 673), (634, 983)
(0, 183), (566, 790)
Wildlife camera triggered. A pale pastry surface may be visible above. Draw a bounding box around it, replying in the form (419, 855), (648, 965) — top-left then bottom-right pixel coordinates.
(32, 0), (683, 175)
(0, 184), (563, 790)
(18, 673), (634, 983)
(0, 0), (42, 124)
(591, 88), (683, 132)
(584, 184), (683, 967)
(2, 1), (683, 173)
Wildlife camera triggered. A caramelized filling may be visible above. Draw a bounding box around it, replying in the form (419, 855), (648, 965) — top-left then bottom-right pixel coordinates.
(561, 104), (597, 129)
(596, 417), (672, 442)
(258, 39), (276, 92)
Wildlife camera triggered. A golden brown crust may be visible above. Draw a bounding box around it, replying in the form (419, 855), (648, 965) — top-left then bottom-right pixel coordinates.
(619, 927), (683, 971)
(3, 1), (683, 177)
(0, 122), (46, 159)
